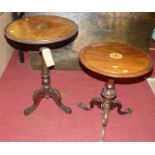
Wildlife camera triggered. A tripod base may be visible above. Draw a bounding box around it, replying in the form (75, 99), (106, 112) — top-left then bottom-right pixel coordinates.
(78, 79), (132, 141)
(24, 86), (72, 115)
(24, 48), (72, 116)
(78, 98), (132, 114)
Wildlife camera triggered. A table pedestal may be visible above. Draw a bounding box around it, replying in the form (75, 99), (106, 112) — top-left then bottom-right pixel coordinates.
(78, 79), (132, 141)
(24, 51), (72, 115)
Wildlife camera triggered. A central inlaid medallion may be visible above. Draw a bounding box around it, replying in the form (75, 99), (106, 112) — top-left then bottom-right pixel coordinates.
(109, 52), (123, 59)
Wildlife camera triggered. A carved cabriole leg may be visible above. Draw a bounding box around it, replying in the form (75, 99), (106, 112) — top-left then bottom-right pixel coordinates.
(49, 89), (72, 114)
(110, 101), (133, 114)
(24, 89), (44, 115)
(78, 97), (103, 111)
(24, 48), (72, 115)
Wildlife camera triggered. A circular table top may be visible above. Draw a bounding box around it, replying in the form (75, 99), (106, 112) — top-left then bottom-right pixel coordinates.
(80, 42), (153, 78)
(5, 15), (78, 45)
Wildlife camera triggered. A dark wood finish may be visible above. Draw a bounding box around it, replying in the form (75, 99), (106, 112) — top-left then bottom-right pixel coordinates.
(80, 42), (153, 78)
(24, 49), (72, 115)
(5, 15), (78, 115)
(11, 12), (25, 20)
(78, 79), (132, 141)
(17, 49), (25, 63)
(78, 42), (153, 141)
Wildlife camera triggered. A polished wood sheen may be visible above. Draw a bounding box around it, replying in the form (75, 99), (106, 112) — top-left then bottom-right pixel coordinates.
(4, 15), (78, 116)
(5, 15), (78, 44)
(80, 42), (153, 78)
(78, 42), (153, 141)
(27, 13), (155, 71)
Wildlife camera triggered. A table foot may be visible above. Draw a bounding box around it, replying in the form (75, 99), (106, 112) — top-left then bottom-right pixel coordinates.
(111, 101), (133, 114)
(24, 89), (44, 115)
(50, 89), (72, 114)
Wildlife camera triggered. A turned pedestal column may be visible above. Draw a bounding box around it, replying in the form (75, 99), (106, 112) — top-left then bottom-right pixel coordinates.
(5, 15), (78, 115)
(78, 42), (153, 141)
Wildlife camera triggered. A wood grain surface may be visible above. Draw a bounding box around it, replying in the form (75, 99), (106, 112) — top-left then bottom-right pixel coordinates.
(5, 15), (78, 44)
(80, 42), (153, 78)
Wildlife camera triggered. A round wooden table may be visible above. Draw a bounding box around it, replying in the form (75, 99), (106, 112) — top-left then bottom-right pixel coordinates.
(78, 42), (153, 141)
(5, 15), (78, 115)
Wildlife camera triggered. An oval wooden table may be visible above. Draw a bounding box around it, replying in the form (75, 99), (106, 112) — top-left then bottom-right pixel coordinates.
(5, 15), (78, 115)
(78, 42), (153, 141)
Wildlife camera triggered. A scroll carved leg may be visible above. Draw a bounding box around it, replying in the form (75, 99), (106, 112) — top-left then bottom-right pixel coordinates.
(50, 89), (72, 114)
(24, 89), (44, 115)
(78, 97), (103, 111)
(111, 101), (133, 114)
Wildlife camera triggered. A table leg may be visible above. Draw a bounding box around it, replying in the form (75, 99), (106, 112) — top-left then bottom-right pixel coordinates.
(49, 88), (72, 114)
(78, 97), (103, 111)
(24, 89), (44, 115)
(111, 101), (132, 114)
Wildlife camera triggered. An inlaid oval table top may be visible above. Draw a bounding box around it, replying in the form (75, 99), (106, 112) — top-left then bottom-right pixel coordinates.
(80, 42), (153, 78)
(5, 15), (78, 45)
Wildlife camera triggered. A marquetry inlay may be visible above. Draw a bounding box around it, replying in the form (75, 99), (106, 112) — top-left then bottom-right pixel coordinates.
(109, 52), (123, 59)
